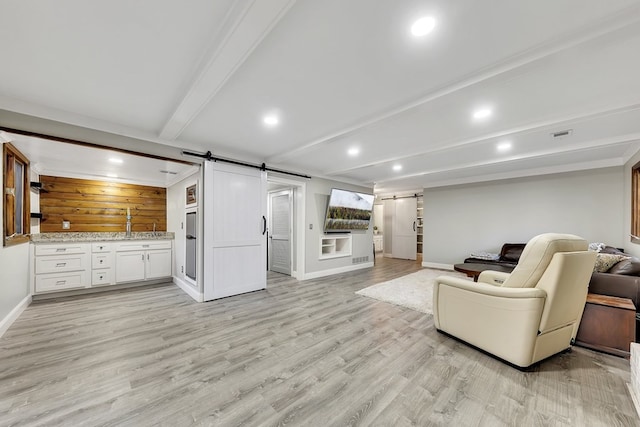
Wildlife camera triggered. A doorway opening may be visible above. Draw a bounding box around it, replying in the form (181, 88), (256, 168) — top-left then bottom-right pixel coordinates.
(266, 175), (306, 279)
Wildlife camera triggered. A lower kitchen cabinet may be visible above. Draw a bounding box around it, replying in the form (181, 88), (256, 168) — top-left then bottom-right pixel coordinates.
(31, 239), (173, 295)
(114, 240), (173, 284)
(114, 249), (171, 283)
(115, 251), (146, 283)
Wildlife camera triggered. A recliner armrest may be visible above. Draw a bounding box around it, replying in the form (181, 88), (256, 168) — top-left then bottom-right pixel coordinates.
(436, 275), (546, 298)
(478, 270), (511, 286)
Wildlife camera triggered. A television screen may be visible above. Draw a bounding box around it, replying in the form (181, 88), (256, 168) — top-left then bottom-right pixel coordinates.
(323, 188), (375, 231)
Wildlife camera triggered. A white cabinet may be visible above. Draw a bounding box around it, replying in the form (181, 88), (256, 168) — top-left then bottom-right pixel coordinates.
(373, 235), (383, 252)
(115, 251), (146, 283)
(91, 243), (114, 286)
(146, 249), (172, 279)
(32, 243), (90, 293)
(115, 240), (173, 284)
(32, 239), (173, 295)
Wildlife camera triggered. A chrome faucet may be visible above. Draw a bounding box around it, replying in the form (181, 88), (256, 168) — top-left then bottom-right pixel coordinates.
(126, 211), (132, 238)
(125, 215), (131, 237)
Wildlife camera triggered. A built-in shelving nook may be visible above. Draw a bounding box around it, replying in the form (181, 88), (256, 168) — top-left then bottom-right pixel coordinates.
(319, 234), (352, 260)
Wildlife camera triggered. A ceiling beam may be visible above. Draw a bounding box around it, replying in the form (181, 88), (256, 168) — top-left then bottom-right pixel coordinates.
(266, 3), (640, 164)
(321, 102), (640, 176)
(158, 0), (297, 141)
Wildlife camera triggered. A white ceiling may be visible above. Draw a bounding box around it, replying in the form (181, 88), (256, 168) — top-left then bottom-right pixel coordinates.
(1, 0), (640, 193)
(7, 133), (199, 188)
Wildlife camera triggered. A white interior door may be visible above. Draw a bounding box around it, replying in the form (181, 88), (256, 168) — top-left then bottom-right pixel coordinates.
(269, 190), (292, 275)
(203, 162), (267, 301)
(392, 198), (417, 260)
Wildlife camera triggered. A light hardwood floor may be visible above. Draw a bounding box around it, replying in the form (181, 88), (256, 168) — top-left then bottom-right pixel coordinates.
(1, 257), (638, 426)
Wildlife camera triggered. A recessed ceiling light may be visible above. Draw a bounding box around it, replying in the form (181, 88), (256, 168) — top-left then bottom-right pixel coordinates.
(393, 164), (403, 171)
(497, 142), (512, 152)
(106, 173), (118, 178)
(109, 157), (123, 164)
(348, 147), (360, 156)
(473, 108), (492, 120)
(411, 16), (436, 37)
(263, 114), (279, 127)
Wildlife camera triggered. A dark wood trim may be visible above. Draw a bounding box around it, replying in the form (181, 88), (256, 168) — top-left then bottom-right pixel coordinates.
(633, 161), (640, 242)
(3, 142), (30, 247)
(0, 126), (197, 167)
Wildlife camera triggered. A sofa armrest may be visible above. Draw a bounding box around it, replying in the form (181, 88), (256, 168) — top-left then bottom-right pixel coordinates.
(478, 270), (511, 286)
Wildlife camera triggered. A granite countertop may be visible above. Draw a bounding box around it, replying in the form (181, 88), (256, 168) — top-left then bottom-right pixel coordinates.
(31, 232), (175, 243)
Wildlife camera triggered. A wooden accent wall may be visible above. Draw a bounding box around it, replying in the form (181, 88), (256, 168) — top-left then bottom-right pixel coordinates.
(39, 176), (166, 233)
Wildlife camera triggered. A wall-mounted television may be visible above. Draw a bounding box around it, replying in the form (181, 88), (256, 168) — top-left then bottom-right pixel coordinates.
(323, 188), (375, 232)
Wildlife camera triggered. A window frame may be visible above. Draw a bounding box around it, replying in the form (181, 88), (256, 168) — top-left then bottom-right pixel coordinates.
(3, 142), (30, 246)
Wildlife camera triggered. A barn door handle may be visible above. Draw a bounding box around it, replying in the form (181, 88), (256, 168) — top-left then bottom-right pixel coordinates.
(413, 221), (416, 232)
(262, 216), (267, 235)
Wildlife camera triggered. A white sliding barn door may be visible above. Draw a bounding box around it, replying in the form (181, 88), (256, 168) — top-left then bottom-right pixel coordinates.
(203, 162), (267, 301)
(391, 198), (417, 260)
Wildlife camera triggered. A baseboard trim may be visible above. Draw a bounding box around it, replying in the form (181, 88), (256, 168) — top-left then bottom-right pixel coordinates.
(0, 294), (31, 338)
(173, 276), (203, 302)
(422, 261), (454, 270)
(302, 262), (374, 280)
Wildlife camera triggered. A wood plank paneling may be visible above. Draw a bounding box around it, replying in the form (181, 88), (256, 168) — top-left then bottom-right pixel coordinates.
(39, 176), (166, 233)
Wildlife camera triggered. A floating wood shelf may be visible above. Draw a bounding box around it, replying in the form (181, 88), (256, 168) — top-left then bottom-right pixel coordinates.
(30, 182), (47, 192)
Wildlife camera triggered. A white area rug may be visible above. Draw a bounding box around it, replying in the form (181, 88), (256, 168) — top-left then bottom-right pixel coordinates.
(355, 268), (469, 314)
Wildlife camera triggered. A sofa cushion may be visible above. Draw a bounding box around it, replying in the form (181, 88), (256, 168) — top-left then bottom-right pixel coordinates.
(593, 253), (629, 273)
(608, 258), (640, 275)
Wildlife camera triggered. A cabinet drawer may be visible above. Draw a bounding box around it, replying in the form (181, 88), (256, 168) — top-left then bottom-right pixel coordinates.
(35, 254), (87, 274)
(35, 271), (86, 292)
(35, 244), (87, 256)
(92, 242), (112, 253)
(92, 253), (112, 269)
(92, 269), (112, 286)
(115, 240), (172, 252)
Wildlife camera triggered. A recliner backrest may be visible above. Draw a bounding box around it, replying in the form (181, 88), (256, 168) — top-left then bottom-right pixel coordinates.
(502, 233), (588, 288)
(535, 251), (596, 335)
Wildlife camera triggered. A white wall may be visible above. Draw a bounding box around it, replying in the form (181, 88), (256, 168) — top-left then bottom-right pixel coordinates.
(373, 204), (383, 234)
(423, 167), (624, 266)
(0, 142), (31, 334)
(167, 169), (203, 301)
(305, 178), (374, 276)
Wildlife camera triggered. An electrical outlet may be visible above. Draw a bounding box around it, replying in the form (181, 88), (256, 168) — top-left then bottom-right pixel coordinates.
(62, 221), (70, 230)
(309, 224), (313, 230)
(181, 266), (184, 273)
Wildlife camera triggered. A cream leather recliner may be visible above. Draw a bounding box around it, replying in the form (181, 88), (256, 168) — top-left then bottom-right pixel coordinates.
(433, 233), (597, 368)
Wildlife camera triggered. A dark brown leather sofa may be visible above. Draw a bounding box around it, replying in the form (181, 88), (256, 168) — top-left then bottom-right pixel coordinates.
(463, 243), (526, 269)
(586, 247), (640, 341)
